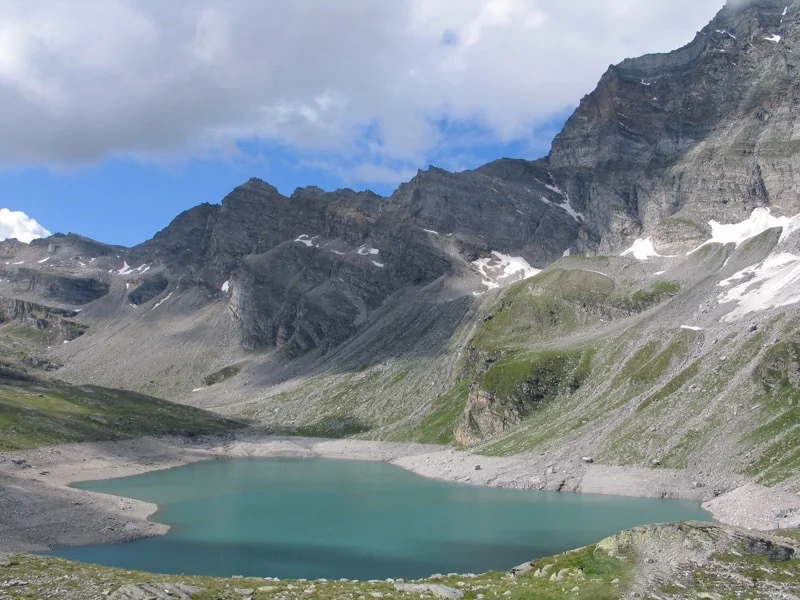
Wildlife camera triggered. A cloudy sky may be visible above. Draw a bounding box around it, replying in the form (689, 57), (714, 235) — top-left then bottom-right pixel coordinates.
(0, 0), (724, 246)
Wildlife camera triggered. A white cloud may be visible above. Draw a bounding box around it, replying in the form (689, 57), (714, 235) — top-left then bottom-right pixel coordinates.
(0, 0), (723, 174)
(0, 208), (51, 243)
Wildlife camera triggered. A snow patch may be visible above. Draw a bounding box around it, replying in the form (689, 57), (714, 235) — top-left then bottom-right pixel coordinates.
(621, 237), (661, 261)
(654, 270), (666, 276)
(473, 251), (541, 290)
(423, 229), (439, 235)
(718, 252), (800, 321)
(37, 256), (50, 264)
(539, 195), (584, 222)
(680, 325), (704, 332)
(640, 80), (651, 86)
(221, 280), (230, 293)
(331, 250), (346, 256)
(783, 6), (788, 16)
(151, 292), (173, 311)
(117, 261), (133, 275)
(12, 261), (23, 265)
(192, 388), (203, 393)
(562, 248), (571, 257)
(764, 34), (782, 43)
(691, 207), (800, 253)
(295, 234), (319, 247)
(357, 245), (379, 256)
(715, 29), (736, 40)
(372, 261), (385, 268)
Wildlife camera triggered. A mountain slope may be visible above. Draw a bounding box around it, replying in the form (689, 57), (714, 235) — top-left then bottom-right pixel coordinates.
(0, 0), (798, 500)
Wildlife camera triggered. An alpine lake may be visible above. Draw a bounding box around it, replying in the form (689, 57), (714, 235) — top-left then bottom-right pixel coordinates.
(51, 458), (712, 580)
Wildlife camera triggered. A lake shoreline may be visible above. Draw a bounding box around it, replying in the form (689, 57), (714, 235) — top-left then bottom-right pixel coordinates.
(1, 433), (799, 553)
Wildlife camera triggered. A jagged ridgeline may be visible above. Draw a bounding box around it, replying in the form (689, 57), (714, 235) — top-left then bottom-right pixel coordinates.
(1, 0), (799, 485)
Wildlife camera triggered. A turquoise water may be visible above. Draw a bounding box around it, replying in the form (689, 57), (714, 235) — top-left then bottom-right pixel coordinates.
(52, 458), (711, 580)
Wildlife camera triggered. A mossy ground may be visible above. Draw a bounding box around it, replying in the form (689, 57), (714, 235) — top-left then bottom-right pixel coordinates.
(0, 543), (631, 600)
(407, 381), (470, 444)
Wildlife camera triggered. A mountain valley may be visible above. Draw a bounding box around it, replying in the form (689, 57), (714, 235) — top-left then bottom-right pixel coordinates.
(1, 0), (800, 597)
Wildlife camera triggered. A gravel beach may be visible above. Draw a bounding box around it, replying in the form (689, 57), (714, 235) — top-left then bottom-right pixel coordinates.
(1, 434), (798, 553)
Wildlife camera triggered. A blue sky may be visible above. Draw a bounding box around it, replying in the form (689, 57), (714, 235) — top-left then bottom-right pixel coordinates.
(0, 114), (568, 247)
(0, 0), (723, 247)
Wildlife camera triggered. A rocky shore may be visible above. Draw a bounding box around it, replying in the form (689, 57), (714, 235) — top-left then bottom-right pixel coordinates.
(1, 434), (798, 553)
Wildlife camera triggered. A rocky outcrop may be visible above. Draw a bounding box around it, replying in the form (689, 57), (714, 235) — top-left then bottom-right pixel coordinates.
(454, 388), (523, 446)
(14, 269), (109, 305)
(0, 298), (87, 341)
(127, 273), (169, 306)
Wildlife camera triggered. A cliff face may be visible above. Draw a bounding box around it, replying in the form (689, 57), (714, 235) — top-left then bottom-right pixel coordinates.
(547, 0), (800, 253)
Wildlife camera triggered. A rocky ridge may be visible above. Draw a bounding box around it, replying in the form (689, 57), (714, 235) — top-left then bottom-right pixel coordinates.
(0, 0), (798, 501)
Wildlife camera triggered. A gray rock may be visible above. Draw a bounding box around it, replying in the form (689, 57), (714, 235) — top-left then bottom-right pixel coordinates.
(109, 583), (203, 599)
(394, 583), (464, 599)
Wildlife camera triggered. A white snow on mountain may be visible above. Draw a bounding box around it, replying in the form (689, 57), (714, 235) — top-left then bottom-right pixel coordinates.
(621, 237), (661, 260)
(692, 207), (800, 253)
(539, 195), (585, 222)
(295, 234), (319, 247)
(473, 251), (540, 290)
(0, 209), (51, 244)
(718, 252), (800, 321)
(151, 292), (173, 311)
(357, 245), (380, 256)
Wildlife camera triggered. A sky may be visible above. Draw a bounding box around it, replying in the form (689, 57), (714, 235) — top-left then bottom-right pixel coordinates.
(0, 0), (726, 247)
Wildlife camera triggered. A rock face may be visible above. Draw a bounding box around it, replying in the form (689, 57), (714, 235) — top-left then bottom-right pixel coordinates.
(0, 298), (86, 342)
(546, 0), (800, 253)
(13, 269), (109, 305)
(121, 174), (575, 355)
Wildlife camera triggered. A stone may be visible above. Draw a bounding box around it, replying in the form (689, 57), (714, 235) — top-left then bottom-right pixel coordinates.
(510, 561), (535, 577)
(109, 583), (203, 599)
(581, 456), (594, 464)
(473, 464), (481, 471)
(394, 583), (464, 599)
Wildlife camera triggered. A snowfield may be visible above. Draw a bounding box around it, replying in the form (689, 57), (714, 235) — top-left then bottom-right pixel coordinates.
(473, 251), (540, 290)
(718, 252), (800, 321)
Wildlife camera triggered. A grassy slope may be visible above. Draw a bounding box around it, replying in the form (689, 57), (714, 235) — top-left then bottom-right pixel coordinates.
(367, 255), (800, 489)
(0, 371), (242, 450)
(0, 315), (243, 450)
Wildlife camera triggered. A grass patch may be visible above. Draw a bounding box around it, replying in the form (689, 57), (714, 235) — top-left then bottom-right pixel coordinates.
(0, 371), (242, 450)
(471, 270), (612, 354)
(611, 281), (680, 313)
(636, 360), (700, 413)
(481, 349), (586, 402)
(743, 336), (800, 484)
(409, 381), (470, 444)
